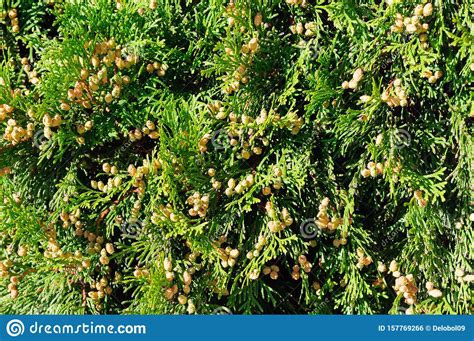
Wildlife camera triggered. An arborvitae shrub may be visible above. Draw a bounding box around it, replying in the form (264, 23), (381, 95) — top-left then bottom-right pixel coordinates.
(0, 0), (472, 314)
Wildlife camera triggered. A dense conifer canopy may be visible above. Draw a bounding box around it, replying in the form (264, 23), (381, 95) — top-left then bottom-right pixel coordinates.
(0, 0), (472, 314)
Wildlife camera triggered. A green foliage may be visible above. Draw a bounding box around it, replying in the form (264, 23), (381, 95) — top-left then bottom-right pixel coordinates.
(0, 0), (472, 315)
